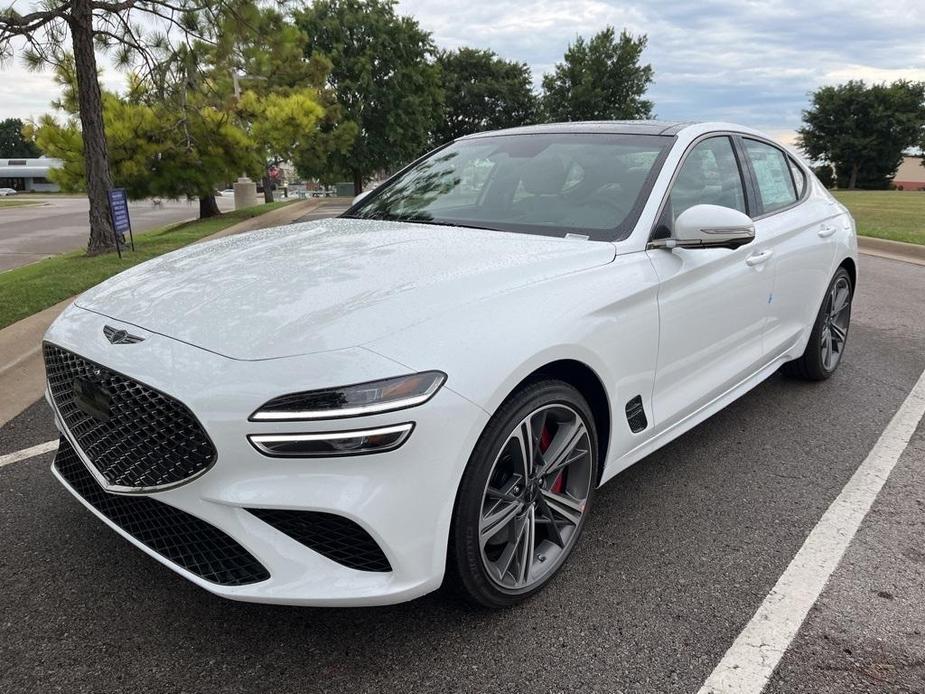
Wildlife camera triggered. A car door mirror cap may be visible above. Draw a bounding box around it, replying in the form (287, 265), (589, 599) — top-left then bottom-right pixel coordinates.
(652, 204), (755, 250)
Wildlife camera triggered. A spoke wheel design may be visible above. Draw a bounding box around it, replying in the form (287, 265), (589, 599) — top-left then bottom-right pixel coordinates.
(820, 276), (851, 371)
(478, 403), (593, 592)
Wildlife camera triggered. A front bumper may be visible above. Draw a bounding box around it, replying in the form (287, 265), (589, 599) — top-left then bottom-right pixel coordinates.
(45, 305), (489, 606)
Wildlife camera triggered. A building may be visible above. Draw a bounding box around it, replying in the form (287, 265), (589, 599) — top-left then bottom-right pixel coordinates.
(893, 155), (925, 191)
(0, 157), (62, 192)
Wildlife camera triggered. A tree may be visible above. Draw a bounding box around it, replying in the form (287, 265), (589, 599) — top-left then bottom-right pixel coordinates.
(0, 0), (235, 254)
(812, 163), (835, 189)
(541, 27), (653, 123)
(799, 80), (925, 189)
(0, 117), (41, 157)
(238, 87), (356, 200)
(294, 0), (443, 194)
(30, 63), (262, 213)
(432, 47), (537, 145)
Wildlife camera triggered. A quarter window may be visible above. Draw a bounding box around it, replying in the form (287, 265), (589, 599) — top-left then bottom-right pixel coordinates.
(744, 139), (798, 213)
(788, 157), (806, 197)
(667, 136), (747, 225)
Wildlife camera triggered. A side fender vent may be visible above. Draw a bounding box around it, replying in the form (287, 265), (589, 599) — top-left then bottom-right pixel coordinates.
(625, 395), (648, 433)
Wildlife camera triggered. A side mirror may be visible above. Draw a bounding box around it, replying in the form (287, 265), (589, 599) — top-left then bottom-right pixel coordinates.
(656, 204), (755, 250)
(352, 190), (371, 206)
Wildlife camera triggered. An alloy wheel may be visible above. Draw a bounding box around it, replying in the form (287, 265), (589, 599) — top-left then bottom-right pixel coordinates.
(820, 276), (851, 371)
(478, 403), (593, 592)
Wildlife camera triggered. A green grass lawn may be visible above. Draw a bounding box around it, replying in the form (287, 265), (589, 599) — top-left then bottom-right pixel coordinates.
(0, 198), (42, 208)
(0, 201), (291, 331)
(832, 190), (925, 246)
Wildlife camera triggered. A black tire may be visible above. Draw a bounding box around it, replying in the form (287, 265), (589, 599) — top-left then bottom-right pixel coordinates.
(447, 380), (598, 608)
(783, 267), (853, 381)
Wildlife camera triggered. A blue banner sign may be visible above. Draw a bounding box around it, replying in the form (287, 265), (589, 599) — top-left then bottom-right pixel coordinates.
(107, 188), (134, 256)
(108, 188), (130, 234)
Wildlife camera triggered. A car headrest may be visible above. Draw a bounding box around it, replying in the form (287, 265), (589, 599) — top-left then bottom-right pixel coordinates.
(521, 156), (567, 195)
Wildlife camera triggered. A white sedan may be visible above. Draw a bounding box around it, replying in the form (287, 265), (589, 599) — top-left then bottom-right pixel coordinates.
(0, 187), (17, 196)
(43, 121), (856, 608)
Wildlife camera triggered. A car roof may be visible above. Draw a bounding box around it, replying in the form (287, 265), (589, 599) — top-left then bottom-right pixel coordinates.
(461, 120), (695, 139)
(459, 120), (771, 141)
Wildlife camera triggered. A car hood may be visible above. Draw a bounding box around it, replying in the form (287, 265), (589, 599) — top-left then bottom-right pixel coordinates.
(75, 218), (616, 360)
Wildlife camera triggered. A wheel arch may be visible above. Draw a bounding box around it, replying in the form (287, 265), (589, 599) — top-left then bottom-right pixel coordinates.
(838, 256), (857, 290)
(510, 358), (612, 479)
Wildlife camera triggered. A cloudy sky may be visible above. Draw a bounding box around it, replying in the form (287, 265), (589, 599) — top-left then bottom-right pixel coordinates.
(2, 0), (924, 144)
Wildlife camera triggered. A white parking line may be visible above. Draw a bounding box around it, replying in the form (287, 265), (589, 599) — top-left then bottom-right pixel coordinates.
(0, 439), (58, 468)
(698, 366), (925, 694)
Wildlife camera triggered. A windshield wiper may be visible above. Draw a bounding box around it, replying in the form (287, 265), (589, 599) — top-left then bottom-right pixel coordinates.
(345, 210), (502, 233)
(392, 217), (503, 233)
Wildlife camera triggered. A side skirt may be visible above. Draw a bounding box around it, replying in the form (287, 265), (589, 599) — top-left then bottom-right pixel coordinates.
(598, 351), (793, 486)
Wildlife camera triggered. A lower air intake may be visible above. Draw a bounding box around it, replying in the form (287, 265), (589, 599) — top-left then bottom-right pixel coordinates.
(54, 437), (270, 586)
(248, 508), (392, 572)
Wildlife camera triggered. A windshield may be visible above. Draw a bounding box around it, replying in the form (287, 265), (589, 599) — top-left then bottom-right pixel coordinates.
(345, 133), (674, 241)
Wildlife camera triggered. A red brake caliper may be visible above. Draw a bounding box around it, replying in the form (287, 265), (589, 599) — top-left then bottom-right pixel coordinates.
(539, 425), (565, 494)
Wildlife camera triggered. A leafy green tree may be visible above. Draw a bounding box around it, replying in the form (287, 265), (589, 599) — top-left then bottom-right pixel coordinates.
(239, 88), (356, 200)
(0, 0), (240, 253)
(31, 65), (261, 214)
(541, 27), (653, 122)
(812, 163), (835, 189)
(195, 4), (354, 201)
(433, 47), (537, 144)
(799, 80), (925, 189)
(294, 0), (443, 194)
(0, 117), (40, 157)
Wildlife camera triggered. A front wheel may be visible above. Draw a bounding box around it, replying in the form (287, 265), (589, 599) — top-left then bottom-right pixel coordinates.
(447, 380), (598, 608)
(784, 267), (853, 380)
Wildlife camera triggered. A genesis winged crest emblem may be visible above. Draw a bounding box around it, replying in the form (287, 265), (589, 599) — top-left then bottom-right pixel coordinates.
(103, 325), (144, 345)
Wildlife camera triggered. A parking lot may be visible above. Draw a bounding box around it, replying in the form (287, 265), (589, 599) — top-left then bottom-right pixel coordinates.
(0, 218), (923, 692)
(0, 195), (237, 272)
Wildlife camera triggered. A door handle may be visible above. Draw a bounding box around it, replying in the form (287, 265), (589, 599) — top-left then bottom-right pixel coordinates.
(745, 249), (774, 266)
(818, 225), (837, 238)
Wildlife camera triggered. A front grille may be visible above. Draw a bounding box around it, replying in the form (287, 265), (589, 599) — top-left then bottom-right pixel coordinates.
(248, 508), (392, 572)
(54, 437), (270, 586)
(43, 342), (216, 490)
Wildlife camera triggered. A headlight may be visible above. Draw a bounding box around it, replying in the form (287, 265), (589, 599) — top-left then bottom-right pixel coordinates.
(248, 423), (414, 457)
(249, 371), (446, 421)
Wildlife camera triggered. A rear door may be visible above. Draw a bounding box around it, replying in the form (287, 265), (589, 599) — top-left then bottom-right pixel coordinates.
(646, 135), (773, 428)
(738, 137), (837, 357)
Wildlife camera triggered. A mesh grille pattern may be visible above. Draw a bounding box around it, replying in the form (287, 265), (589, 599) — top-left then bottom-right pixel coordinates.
(54, 438), (270, 586)
(248, 508), (392, 572)
(43, 342), (216, 489)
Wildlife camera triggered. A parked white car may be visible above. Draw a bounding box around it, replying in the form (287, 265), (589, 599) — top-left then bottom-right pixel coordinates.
(0, 187), (17, 196)
(44, 121), (856, 608)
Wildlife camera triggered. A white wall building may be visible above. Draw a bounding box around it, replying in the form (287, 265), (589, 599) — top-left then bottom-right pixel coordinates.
(0, 157), (62, 192)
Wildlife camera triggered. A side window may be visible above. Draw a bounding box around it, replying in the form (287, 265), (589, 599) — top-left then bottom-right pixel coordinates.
(788, 157), (806, 197)
(667, 137), (747, 225)
(744, 139), (798, 213)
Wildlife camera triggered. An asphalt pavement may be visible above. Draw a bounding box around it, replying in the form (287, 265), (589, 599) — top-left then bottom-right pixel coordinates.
(0, 240), (923, 693)
(0, 195), (236, 271)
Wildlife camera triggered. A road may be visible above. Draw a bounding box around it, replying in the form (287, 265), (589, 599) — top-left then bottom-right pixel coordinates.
(0, 220), (922, 692)
(0, 195), (237, 272)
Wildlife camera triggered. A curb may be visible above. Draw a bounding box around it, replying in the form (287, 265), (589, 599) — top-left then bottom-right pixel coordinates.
(857, 236), (925, 267)
(0, 199), (320, 427)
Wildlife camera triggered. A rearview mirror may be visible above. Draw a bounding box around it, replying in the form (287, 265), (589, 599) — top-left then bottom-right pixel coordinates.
(655, 204), (755, 250)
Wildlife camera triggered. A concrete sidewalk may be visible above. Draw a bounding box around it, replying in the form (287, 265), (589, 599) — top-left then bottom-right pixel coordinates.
(857, 236), (925, 267)
(0, 199), (319, 426)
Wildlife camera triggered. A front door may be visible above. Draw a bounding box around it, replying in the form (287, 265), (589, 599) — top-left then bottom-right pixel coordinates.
(646, 135), (773, 428)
